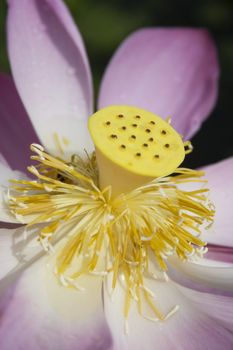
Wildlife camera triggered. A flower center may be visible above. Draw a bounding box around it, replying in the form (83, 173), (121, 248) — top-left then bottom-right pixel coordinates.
(88, 105), (187, 196)
(8, 106), (214, 325)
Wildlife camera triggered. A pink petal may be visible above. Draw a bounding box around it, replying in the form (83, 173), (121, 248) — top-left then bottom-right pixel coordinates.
(0, 74), (40, 172)
(98, 28), (219, 139)
(103, 276), (233, 350)
(7, 0), (94, 157)
(207, 245), (233, 264)
(0, 257), (112, 350)
(201, 157), (233, 247)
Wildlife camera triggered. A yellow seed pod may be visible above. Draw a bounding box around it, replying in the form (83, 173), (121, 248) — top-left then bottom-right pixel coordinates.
(88, 106), (185, 196)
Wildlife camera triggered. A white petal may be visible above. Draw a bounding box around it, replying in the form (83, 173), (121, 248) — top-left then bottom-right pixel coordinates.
(0, 228), (19, 280)
(169, 256), (233, 292)
(0, 225), (44, 285)
(0, 161), (25, 223)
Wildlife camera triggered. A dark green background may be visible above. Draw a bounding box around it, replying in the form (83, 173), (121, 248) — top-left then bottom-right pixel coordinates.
(1, 0), (232, 168)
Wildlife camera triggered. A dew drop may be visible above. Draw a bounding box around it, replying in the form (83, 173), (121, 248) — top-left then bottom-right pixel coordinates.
(32, 24), (47, 38)
(67, 67), (76, 76)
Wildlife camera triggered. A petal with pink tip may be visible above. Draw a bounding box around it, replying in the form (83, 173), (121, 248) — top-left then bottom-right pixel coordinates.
(0, 257), (112, 350)
(7, 0), (94, 157)
(103, 277), (233, 350)
(177, 284), (233, 332)
(201, 157), (233, 247)
(99, 28), (219, 139)
(207, 245), (233, 264)
(0, 74), (40, 172)
(0, 154), (9, 167)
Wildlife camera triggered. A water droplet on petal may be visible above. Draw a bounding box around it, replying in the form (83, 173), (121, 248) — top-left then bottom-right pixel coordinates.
(67, 67), (76, 76)
(32, 24), (47, 39)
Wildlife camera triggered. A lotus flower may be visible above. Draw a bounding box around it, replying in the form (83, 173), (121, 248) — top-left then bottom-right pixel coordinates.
(0, 0), (233, 349)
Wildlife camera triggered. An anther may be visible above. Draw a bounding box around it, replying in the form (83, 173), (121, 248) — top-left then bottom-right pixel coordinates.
(143, 143), (148, 147)
(31, 143), (44, 152)
(145, 129), (151, 133)
(105, 121), (111, 125)
(135, 152), (141, 157)
(132, 124), (137, 128)
(165, 143), (170, 148)
(135, 115), (141, 119)
(161, 130), (167, 135)
(154, 154), (160, 159)
(121, 126), (127, 130)
(150, 121), (156, 125)
(117, 114), (124, 118)
(131, 135), (136, 139)
(110, 134), (118, 139)
(148, 137), (154, 142)
(120, 144), (126, 149)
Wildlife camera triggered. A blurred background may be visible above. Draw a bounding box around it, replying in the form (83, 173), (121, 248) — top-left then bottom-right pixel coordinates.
(0, 0), (232, 168)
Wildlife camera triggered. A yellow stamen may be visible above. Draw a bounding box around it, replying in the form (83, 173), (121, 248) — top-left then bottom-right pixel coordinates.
(9, 107), (215, 322)
(53, 132), (64, 156)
